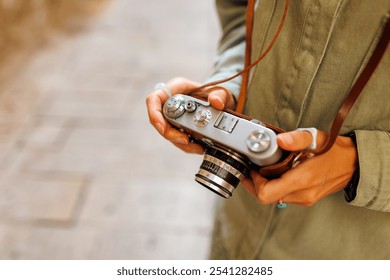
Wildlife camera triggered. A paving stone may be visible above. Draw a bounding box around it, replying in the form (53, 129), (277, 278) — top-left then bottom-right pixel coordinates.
(1, 172), (89, 223)
(90, 225), (213, 260)
(0, 224), (98, 260)
(17, 120), (72, 151)
(24, 126), (64, 148)
(79, 178), (217, 229)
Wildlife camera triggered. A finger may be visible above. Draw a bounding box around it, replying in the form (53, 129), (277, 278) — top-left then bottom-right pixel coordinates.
(277, 130), (327, 151)
(146, 89), (191, 144)
(249, 170), (286, 205)
(147, 77), (201, 135)
(251, 164), (314, 204)
(278, 185), (321, 206)
(281, 185), (332, 206)
(172, 141), (205, 154)
(166, 77), (201, 95)
(164, 124), (190, 144)
(241, 177), (258, 197)
(146, 90), (170, 135)
(148, 111), (204, 154)
(208, 88), (236, 110)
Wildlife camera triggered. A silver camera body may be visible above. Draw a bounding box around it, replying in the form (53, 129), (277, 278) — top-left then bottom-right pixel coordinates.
(163, 94), (282, 198)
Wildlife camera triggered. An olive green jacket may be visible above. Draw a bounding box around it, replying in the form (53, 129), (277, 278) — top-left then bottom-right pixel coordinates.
(208, 0), (390, 259)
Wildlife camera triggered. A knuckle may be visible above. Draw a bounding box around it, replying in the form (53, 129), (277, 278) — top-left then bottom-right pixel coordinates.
(257, 189), (270, 205)
(302, 201), (315, 207)
(145, 93), (159, 107)
(145, 94), (153, 105)
(302, 193), (317, 207)
(148, 117), (157, 127)
(258, 197), (268, 205)
(168, 77), (187, 86)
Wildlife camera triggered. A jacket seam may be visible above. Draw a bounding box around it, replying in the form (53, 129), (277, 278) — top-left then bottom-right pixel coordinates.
(295, 0), (345, 128)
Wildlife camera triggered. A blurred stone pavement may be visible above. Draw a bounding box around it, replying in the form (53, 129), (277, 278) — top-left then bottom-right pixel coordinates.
(0, 0), (220, 259)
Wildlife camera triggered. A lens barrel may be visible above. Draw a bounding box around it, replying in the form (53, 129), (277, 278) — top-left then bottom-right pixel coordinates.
(195, 146), (250, 198)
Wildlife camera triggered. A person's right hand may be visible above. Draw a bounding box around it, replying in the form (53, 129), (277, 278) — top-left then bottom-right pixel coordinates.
(146, 77), (236, 154)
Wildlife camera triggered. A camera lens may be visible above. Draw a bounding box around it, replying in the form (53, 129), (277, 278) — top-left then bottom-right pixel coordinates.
(195, 146), (250, 198)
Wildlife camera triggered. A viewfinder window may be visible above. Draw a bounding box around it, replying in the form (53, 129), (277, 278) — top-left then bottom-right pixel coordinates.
(214, 112), (239, 133)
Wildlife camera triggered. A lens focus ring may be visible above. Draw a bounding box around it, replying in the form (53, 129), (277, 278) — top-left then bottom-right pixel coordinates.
(195, 146), (250, 199)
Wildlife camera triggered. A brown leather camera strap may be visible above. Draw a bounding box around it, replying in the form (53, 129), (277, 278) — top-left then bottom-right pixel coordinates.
(236, 0), (256, 114)
(314, 16), (390, 155)
(236, 0), (289, 113)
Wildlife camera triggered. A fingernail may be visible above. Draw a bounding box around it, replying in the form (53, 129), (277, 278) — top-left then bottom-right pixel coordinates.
(280, 133), (294, 146)
(174, 137), (189, 145)
(214, 95), (225, 108)
(156, 124), (165, 135)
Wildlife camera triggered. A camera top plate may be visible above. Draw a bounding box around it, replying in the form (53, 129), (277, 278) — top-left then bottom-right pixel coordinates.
(163, 94), (282, 166)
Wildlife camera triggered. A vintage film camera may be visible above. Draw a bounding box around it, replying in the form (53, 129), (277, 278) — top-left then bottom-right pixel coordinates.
(163, 94), (282, 198)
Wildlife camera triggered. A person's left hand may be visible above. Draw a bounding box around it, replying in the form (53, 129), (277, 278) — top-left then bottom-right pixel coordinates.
(241, 129), (358, 206)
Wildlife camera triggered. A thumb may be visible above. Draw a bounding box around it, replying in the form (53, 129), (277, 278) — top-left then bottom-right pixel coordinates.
(207, 87), (236, 110)
(277, 129), (327, 151)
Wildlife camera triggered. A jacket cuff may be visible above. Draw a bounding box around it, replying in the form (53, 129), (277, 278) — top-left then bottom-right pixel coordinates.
(348, 130), (390, 212)
(205, 41), (245, 101)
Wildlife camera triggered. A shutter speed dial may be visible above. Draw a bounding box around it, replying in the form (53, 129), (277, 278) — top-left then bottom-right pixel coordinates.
(194, 109), (212, 127)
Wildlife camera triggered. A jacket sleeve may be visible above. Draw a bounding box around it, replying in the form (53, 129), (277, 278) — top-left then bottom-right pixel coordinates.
(205, 0), (248, 100)
(349, 130), (390, 212)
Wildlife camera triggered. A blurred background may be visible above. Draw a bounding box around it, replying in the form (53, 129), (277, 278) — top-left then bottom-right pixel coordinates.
(0, 0), (220, 259)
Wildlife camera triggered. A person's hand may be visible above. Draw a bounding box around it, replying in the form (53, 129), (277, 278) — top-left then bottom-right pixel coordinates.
(242, 129), (358, 206)
(146, 77), (236, 154)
